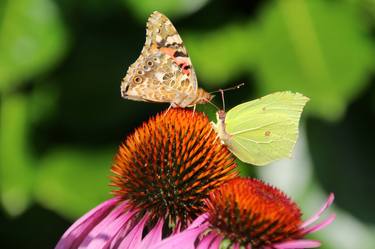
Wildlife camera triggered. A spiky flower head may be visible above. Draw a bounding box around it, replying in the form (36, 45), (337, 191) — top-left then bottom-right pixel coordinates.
(147, 177), (335, 249)
(56, 108), (238, 249)
(206, 178), (303, 248)
(110, 108), (237, 227)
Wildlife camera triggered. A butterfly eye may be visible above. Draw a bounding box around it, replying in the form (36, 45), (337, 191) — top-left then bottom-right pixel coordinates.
(137, 70), (144, 75)
(152, 57), (160, 63)
(146, 60), (154, 67)
(133, 76), (143, 84)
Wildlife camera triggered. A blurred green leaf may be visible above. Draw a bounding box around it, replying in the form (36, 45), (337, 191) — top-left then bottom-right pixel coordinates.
(186, 0), (374, 121)
(0, 0), (68, 92)
(34, 148), (114, 219)
(186, 22), (259, 86)
(255, 0), (375, 121)
(123, 0), (210, 19)
(307, 94), (375, 223)
(0, 94), (35, 216)
(360, 0), (375, 22)
(29, 81), (58, 124)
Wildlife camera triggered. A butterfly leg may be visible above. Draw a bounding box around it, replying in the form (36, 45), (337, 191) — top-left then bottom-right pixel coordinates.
(192, 104), (196, 116)
(163, 104), (174, 117)
(176, 93), (197, 115)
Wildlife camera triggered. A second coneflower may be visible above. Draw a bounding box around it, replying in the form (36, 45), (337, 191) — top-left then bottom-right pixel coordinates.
(150, 177), (335, 249)
(55, 109), (237, 249)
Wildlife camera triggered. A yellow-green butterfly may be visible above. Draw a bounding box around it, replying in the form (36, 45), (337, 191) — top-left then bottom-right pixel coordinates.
(211, 91), (309, 166)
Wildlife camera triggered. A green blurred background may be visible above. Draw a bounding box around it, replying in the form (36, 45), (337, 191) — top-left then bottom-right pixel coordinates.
(1, 0), (375, 248)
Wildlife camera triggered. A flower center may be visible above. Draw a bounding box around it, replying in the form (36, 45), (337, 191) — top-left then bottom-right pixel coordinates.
(111, 109), (237, 228)
(206, 178), (303, 248)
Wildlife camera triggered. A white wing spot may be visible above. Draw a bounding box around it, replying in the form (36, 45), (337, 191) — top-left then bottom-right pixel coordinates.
(155, 72), (165, 82)
(166, 35), (182, 44)
(156, 35), (163, 43)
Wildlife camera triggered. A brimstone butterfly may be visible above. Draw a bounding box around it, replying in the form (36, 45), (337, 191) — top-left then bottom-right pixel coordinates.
(211, 91), (309, 166)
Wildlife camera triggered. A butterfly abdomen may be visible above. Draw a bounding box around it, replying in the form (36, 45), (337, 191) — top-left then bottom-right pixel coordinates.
(169, 88), (212, 108)
(195, 88), (213, 104)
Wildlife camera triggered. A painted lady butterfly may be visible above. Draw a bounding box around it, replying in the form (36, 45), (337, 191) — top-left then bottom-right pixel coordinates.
(121, 11), (212, 108)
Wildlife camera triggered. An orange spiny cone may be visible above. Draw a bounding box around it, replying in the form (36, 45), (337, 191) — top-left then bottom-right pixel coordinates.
(110, 108), (237, 227)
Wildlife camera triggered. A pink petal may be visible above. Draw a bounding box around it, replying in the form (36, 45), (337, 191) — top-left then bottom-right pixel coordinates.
(172, 222), (181, 234)
(301, 193), (334, 228)
(55, 198), (119, 249)
(196, 233), (218, 249)
(115, 214), (149, 249)
(78, 201), (134, 248)
(149, 226), (206, 249)
(137, 218), (164, 249)
(190, 213), (209, 228)
(233, 243), (240, 249)
(302, 213), (336, 234)
(272, 239), (321, 248)
(207, 235), (222, 249)
(81, 210), (134, 248)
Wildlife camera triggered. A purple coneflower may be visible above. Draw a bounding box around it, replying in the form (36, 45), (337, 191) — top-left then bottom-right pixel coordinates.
(55, 109), (237, 249)
(150, 177), (335, 249)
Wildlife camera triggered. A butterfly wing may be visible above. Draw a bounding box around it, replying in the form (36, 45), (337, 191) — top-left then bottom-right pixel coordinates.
(225, 91), (309, 166)
(121, 11), (198, 107)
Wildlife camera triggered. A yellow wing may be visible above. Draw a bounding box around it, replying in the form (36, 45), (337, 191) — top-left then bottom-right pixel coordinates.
(224, 91), (309, 166)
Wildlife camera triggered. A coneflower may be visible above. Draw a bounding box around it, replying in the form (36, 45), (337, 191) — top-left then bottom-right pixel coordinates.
(55, 109), (237, 249)
(150, 177), (335, 249)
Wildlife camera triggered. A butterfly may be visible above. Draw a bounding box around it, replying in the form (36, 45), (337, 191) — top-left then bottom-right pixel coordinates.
(211, 91), (309, 166)
(121, 11), (213, 108)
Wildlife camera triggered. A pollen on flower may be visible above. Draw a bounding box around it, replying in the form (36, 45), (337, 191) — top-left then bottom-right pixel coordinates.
(206, 177), (303, 248)
(110, 108), (237, 228)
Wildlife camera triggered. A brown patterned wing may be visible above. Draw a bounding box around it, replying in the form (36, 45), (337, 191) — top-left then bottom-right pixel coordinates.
(121, 11), (199, 107)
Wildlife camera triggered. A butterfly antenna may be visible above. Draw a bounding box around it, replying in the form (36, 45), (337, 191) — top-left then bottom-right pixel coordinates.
(209, 83), (245, 94)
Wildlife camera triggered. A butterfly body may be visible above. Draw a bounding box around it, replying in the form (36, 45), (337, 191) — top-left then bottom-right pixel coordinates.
(121, 11), (212, 108)
(215, 110), (231, 143)
(212, 91), (309, 166)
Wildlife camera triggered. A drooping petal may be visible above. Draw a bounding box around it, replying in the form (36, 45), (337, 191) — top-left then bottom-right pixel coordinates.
(196, 232), (218, 249)
(149, 225), (206, 249)
(137, 218), (164, 249)
(233, 243), (240, 249)
(78, 201), (133, 248)
(301, 193), (335, 228)
(55, 198), (119, 249)
(301, 214), (336, 234)
(115, 214), (149, 249)
(209, 235), (223, 249)
(82, 210), (135, 248)
(190, 213), (209, 228)
(271, 239), (321, 248)
(172, 222), (181, 235)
